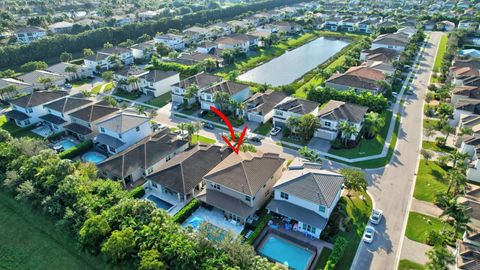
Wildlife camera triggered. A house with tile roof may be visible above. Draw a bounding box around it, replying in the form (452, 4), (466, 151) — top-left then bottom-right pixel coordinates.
(454, 100), (480, 126)
(42, 95), (93, 132)
(65, 102), (119, 140)
(171, 72), (223, 106)
(97, 128), (189, 187)
(215, 34), (258, 52)
(325, 66), (387, 94)
(371, 33), (409, 52)
(145, 144), (231, 202)
(154, 33), (185, 50)
(199, 80), (251, 110)
(243, 89), (289, 123)
(266, 158), (344, 238)
(17, 70), (66, 90)
(456, 226), (480, 270)
(272, 97), (320, 128)
(84, 47), (133, 72)
(6, 90), (68, 127)
(198, 151), (286, 224)
(452, 86), (480, 105)
(0, 78), (33, 99)
(94, 111), (152, 155)
(14, 26), (46, 44)
(314, 100), (368, 141)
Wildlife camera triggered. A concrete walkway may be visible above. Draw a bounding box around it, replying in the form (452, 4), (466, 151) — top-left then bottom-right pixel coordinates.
(410, 198), (443, 217)
(400, 238), (432, 265)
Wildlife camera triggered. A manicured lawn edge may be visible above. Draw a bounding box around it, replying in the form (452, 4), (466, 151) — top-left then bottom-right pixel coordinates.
(245, 209), (271, 245)
(58, 140), (93, 159)
(398, 259), (425, 270)
(413, 160), (448, 203)
(172, 198), (200, 224)
(405, 212), (451, 245)
(191, 134), (216, 145)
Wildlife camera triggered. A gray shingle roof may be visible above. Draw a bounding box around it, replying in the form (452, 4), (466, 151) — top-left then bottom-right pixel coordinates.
(17, 70), (65, 85)
(204, 80), (250, 96)
(68, 103), (119, 122)
(10, 90), (68, 108)
(39, 114), (67, 125)
(148, 144), (231, 195)
(274, 98), (319, 115)
(5, 110), (30, 121)
(140, 70), (179, 82)
(197, 189), (255, 219)
(245, 89), (288, 116)
(44, 96), (92, 113)
(95, 133), (126, 148)
(317, 100), (368, 123)
(267, 199), (328, 229)
(173, 72), (223, 89)
(64, 123), (93, 135)
(96, 112), (149, 133)
(274, 168), (344, 207)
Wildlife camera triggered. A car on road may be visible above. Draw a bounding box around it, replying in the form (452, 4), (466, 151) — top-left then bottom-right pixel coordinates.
(370, 209), (383, 225)
(202, 122), (215, 130)
(363, 226), (375, 243)
(270, 127), (281, 136)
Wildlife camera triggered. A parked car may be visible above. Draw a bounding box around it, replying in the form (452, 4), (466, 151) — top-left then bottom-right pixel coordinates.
(199, 110), (208, 117)
(172, 103), (181, 111)
(370, 209), (383, 225)
(64, 83), (72, 89)
(270, 127), (281, 136)
(363, 226), (375, 243)
(248, 135), (261, 143)
(202, 122), (215, 130)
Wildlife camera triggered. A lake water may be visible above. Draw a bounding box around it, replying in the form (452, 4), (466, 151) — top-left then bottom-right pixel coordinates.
(238, 37), (350, 86)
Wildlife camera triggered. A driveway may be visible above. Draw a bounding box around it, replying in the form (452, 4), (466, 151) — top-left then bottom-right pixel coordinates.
(351, 32), (444, 270)
(308, 137), (332, 152)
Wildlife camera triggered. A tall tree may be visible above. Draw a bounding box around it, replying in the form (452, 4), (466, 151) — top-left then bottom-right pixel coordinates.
(339, 121), (358, 146)
(38, 76), (54, 89)
(83, 48), (95, 58)
(446, 169), (467, 196)
(425, 245), (455, 270)
(363, 112), (385, 138)
(213, 91), (230, 112)
(339, 168), (368, 196)
(102, 71), (114, 82)
(60, 52), (73, 62)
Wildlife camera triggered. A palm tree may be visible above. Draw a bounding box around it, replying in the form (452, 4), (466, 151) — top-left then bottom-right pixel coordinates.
(441, 125), (456, 146)
(64, 65), (78, 80)
(363, 112), (385, 138)
(177, 122), (198, 144)
(102, 96), (117, 107)
(203, 58), (217, 72)
(286, 116), (301, 135)
(425, 245), (455, 270)
(447, 151), (468, 169)
(127, 76), (140, 91)
(424, 126), (436, 141)
(446, 169), (467, 196)
(184, 84), (199, 108)
(339, 121), (358, 147)
(298, 146), (321, 162)
(439, 195), (470, 234)
(298, 114), (320, 141)
(83, 48), (95, 58)
(38, 76), (54, 89)
(134, 105), (146, 115)
(213, 91), (230, 112)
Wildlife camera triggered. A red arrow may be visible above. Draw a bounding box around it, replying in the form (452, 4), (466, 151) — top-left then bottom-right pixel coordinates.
(210, 106), (247, 154)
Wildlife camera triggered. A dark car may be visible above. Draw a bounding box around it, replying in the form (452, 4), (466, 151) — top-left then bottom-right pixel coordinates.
(249, 136), (261, 143)
(199, 110), (208, 117)
(203, 122), (215, 130)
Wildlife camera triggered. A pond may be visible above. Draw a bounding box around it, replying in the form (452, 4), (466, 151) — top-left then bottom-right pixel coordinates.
(238, 37), (350, 86)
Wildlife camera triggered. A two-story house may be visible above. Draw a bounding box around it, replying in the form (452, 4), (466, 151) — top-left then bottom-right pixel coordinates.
(14, 26), (46, 44)
(324, 17), (342, 31)
(65, 102), (119, 140)
(17, 70), (66, 90)
(46, 62), (93, 81)
(154, 33), (186, 50)
(41, 96), (93, 132)
(243, 89), (289, 123)
(0, 78), (33, 99)
(315, 100), (368, 141)
(182, 26), (210, 43)
(113, 67), (149, 92)
(456, 226), (480, 269)
(146, 144), (231, 203)
(48, 21), (74, 33)
(198, 151), (286, 224)
(325, 66), (387, 94)
(139, 70), (180, 97)
(94, 111), (152, 155)
(84, 47), (134, 72)
(272, 98), (320, 128)
(267, 159), (344, 238)
(6, 91), (68, 127)
(171, 72), (223, 106)
(97, 128), (189, 187)
(215, 34), (258, 52)
(130, 41), (156, 60)
(199, 80), (251, 110)
(371, 33), (409, 52)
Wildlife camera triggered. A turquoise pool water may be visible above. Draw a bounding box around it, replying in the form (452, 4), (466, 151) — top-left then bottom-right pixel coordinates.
(147, 195), (174, 210)
(56, 139), (77, 150)
(258, 235), (314, 270)
(82, 151), (107, 164)
(184, 217), (226, 241)
(187, 216), (204, 229)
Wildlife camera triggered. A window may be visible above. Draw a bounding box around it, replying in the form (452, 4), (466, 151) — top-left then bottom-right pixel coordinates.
(26, 108), (33, 113)
(118, 133), (122, 139)
(324, 121), (331, 127)
(136, 126), (140, 132)
(245, 196), (251, 202)
(212, 183), (221, 190)
(319, 205), (326, 212)
(280, 192), (289, 200)
(275, 110), (283, 116)
(152, 182), (158, 188)
(302, 223), (316, 234)
(100, 127), (105, 133)
(146, 167), (153, 174)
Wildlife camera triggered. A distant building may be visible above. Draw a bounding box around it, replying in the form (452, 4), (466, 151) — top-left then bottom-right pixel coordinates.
(14, 26), (46, 44)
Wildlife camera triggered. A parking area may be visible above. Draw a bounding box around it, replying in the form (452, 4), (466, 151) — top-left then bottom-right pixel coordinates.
(307, 138), (332, 152)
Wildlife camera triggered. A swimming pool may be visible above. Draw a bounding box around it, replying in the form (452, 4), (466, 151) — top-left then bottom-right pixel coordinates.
(186, 216), (205, 229)
(184, 216), (226, 241)
(147, 195), (174, 211)
(258, 234), (314, 270)
(55, 139), (77, 150)
(82, 151), (107, 164)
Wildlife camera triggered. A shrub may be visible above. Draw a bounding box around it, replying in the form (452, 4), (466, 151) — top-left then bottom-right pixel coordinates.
(245, 210), (271, 245)
(58, 140), (93, 159)
(47, 132), (65, 142)
(426, 230), (444, 246)
(129, 186), (146, 199)
(324, 236), (348, 270)
(172, 198), (200, 223)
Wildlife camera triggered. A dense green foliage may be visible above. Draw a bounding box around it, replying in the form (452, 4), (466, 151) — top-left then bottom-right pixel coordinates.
(245, 210), (271, 245)
(128, 186), (146, 199)
(323, 236), (348, 270)
(0, 129), (276, 269)
(172, 198), (200, 224)
(150, 56), (204, 76)
(58, 139), (93, 159)
(307, 87), (388, 112)
(0, 0), (307, 68)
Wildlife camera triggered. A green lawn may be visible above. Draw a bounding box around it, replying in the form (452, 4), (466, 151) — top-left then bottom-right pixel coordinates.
(253, 122), (272, 136)
(191, 134), (216, 145)
(329, 111), (393, 158)
(71, 78), (91, 87)
(145, 92), (171, 108)
(280, 135), (309, 146)
(433, 34), (448, 73)
(334, 192), (373, 270)
(422, 141), (455, 154)
(0, 115), (42, 138)
(0, 191), (109, 270)
(91, 82), (113, 95)
(423, 118), (440, 130)
(113, 89), (142, 100)
(398, 259), (425, 270)
(405, 212), (453, 245)
(313, 247), (332, 270)
(413, 160), (448, 202)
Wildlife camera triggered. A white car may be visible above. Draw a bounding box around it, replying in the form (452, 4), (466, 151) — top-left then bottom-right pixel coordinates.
(370, 209), (383, 225)
(270, 127), (282, 136)
(363, 226), (375, 243)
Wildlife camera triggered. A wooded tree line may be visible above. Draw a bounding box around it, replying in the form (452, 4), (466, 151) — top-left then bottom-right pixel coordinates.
(0, 130), (281, 270)
(0, 0), (308, 69)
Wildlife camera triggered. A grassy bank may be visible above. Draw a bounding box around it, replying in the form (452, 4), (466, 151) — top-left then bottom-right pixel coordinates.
(413, 160), (448, 202)
(0, 191), (109, 270)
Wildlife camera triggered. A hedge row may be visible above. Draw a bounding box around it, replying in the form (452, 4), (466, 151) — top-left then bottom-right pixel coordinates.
(245, 210), (271, 245)
(128, 186), (146, 199)
(58, 139), (93, 159)
(324, 236), (348, 270)
(172, 198), (200, 223)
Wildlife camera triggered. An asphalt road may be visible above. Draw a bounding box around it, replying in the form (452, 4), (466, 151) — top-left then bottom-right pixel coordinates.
(351, 31), (443, 270)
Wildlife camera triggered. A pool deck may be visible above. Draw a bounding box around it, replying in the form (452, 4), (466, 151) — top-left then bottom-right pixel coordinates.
(144, 189), (187, 216)
(183, 206), (244, 235)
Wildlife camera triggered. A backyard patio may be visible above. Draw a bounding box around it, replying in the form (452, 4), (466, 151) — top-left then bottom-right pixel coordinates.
(182, 206), (244, 235)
